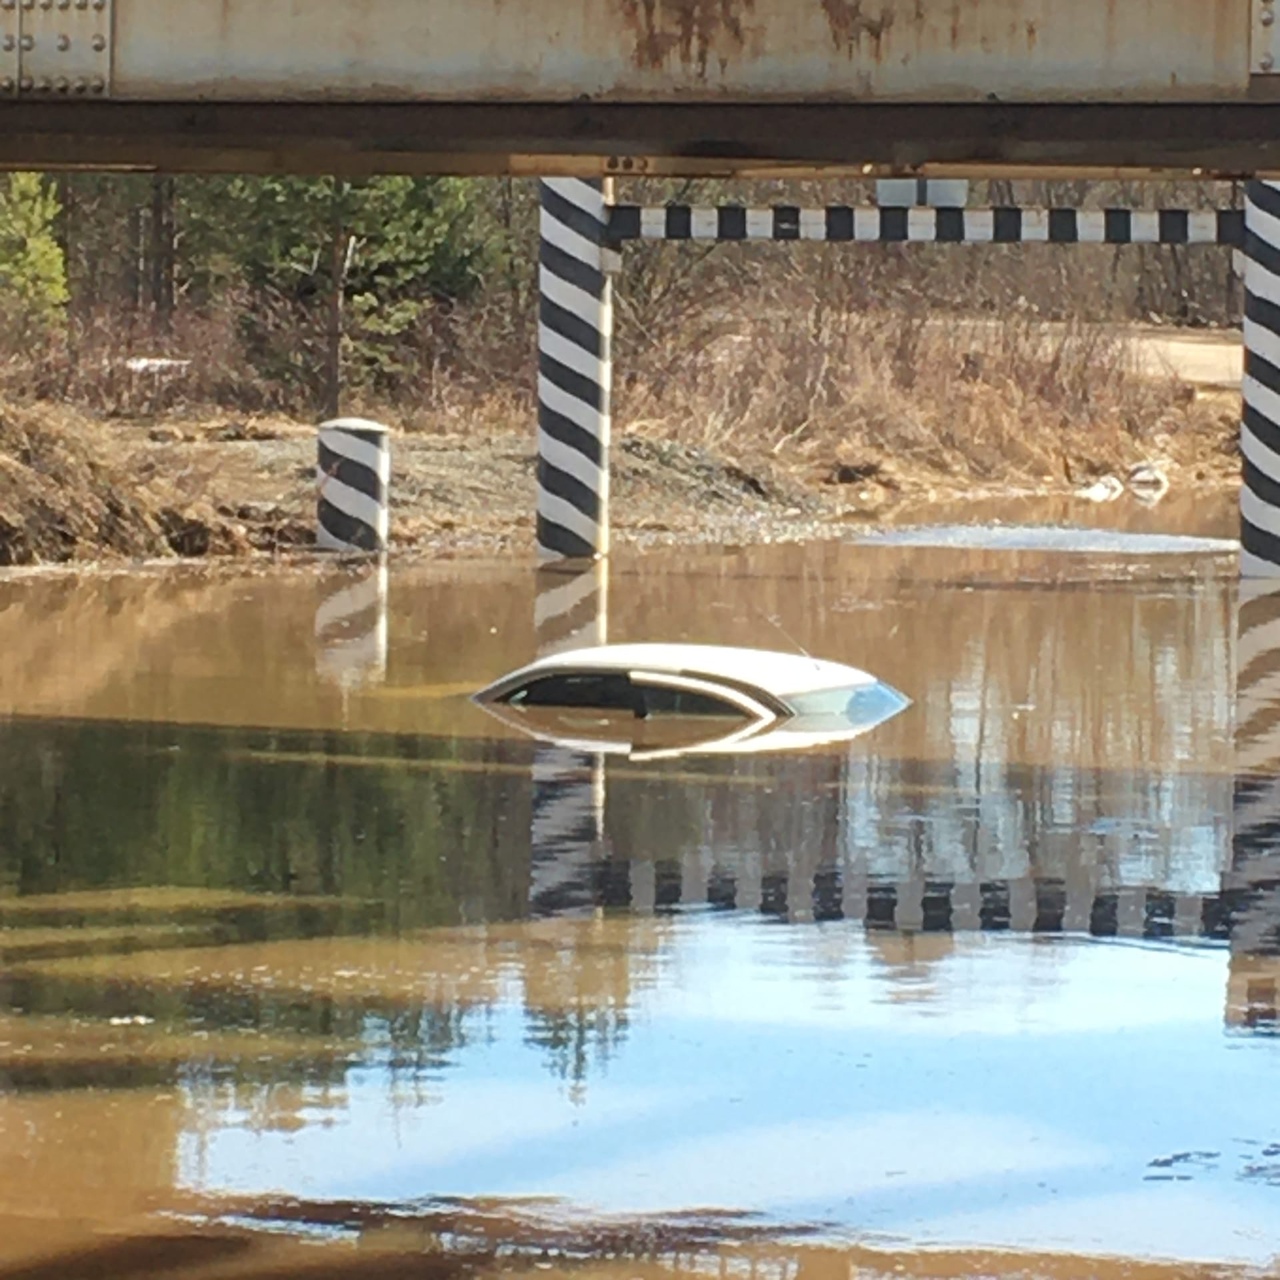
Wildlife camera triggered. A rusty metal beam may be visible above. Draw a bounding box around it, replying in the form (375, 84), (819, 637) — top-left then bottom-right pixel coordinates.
(2, 101), (1280, 177)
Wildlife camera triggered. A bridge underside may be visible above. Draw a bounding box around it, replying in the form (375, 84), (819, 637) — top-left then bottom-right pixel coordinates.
(4, 101), (1280, 178)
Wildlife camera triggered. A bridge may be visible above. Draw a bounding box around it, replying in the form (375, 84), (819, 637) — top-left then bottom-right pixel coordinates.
(2, 0), (1280, 175)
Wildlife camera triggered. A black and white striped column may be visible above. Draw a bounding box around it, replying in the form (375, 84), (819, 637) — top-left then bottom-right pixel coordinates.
(314, 562), (389, 688)
(317, 418), (391, 554)
(1242, 182), (1280, 576)
(538, 178), (615, 561)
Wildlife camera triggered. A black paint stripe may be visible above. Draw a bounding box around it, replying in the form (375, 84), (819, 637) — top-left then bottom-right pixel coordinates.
(1159, 209), (1189, 244)
(537, 593), (602, 650)
(827, 205), (854, 241)
(539, 458), (601, 522)
(993, 207), (1021, 243)
(540, 294), (602, 360)
(774, 205), (800, 239)
(1246, 230), (1280, 282)
(607, 204), (641, 242)
(316, 602), (383, 644)
(1242, 514), (1280, 568)
(1249, 180), (1280, 224)
(1248, 347), (1280, 398)
(1245, 401), (1280, 462)
(936, 208), (964, 243)
(318, 443), (385, 504)
(540, 402), (604, 468)
(536, 514), (597, 560)
(1247, 287), (1280, 337)
(539, 351), (603, 412)
(1220, 209), (1246, 247)
(1104, 208), (1131, 243)
(666, 205), (692, 240)
(540, 183), (605, 250)
(1048, 208), (1077, 243)
(318, 499), (380, 552)
(880, 208), (907, 242)
(719, 205), (747, 240)
(1244, 454), (1280, 514)
(540, 239), (604, 299)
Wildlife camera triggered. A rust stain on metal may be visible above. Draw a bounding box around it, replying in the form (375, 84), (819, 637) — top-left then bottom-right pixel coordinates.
(616, 0), (756, 76)
(820, 0), (895, 58)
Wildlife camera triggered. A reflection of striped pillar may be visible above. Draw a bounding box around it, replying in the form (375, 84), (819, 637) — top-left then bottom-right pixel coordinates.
(1241, 181), (1280, 576)
(1232, 581), (1280, 967)
(317, 418), (391, 554)
(534, 562), (608, 656)
(528, 559), (610, 915)
(314, 563), (389, 687)
(537, 178), (615, 561)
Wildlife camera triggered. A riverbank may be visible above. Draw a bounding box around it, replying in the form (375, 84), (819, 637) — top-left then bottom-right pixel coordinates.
(0, 383), (1241, 567)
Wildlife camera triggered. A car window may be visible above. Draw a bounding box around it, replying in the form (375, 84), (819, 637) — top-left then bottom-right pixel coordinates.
(504, 672), (637, 711)
(633, 681), (745, 719)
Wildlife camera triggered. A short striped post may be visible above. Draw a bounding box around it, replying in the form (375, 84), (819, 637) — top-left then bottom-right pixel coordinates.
(314, 562), (388, 688)
(1241, 181), (1280, 576)
(537, 178), (615, 561)
(317, 417), (391, 554)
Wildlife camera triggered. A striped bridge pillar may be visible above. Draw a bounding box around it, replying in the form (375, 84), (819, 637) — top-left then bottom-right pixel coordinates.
(314, 562), (389, 689)
(537, 178), (616, 561)
(528, 560), (610, 915)
(1242, 181), (1280, 576)
(317, 418), (391, 554)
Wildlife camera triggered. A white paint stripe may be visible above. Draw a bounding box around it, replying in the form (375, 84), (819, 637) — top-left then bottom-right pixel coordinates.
(541, 214), (604, 273)
(1246, 257), (1280, 309)
(539, 374), (604, 438)
(1021, 209), (1049, 242)
(1188, 210), (1219, 243)
(318, 429), (390, 482)
(1248, 196), (1280, 252)
(317, 474), (387, 540)
(1243, 487), (1280, 542)
(640, 206), (666, 239)
(854, 207), (880, 241)
(314, 572), (387, 635)
(906, 208), (936, 242)
(692, 207), (718, 240)
(540, 267), (602, 329)
(1077, 211), (1106, 243)
(1241, 547), (1280, 577)
(540, 323), (604, 384)
(317, 628), (388, 681)
(1246, 315), (1280, 372)
(800, 208), (826, 241)
(537, 488), (600, 548)
(544, 178), (605, 223)
(539, 427), (604, 496)
(1130, 210), (1160, 243)
(746, 208), (772, 239)
(964, 210), (994, 242)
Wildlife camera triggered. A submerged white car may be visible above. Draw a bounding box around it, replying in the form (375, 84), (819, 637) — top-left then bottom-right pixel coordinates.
(472, 643), (909, 759)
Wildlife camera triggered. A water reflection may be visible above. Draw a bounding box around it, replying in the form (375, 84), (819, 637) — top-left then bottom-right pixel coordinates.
(0, 539), (1277, 1272)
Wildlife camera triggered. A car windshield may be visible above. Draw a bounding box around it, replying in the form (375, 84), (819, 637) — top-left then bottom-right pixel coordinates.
(785, 682), (909, 730)
(504, 673), (748, 720)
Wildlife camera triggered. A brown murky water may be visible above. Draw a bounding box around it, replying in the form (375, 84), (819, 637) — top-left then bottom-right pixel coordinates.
(0, 521), (1277, 1279)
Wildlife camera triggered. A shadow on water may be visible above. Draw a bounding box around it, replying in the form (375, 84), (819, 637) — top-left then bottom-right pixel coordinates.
(0, 539), (1277, 1274)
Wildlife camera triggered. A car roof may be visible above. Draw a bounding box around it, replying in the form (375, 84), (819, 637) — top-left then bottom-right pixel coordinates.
(497, 643), (877, 699)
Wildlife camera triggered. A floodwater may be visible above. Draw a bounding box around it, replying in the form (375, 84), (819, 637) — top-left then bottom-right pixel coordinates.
(0, 521), (1277, 1280)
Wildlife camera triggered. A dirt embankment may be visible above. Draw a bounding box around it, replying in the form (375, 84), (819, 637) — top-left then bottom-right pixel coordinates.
(0, 385), (1242, 568)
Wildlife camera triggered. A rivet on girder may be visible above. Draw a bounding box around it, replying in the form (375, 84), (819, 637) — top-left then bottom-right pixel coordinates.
(18, 75), (32, 90)
(1, 34), (13, 50)
(91, 33), (104, 50)
(1265, 52), (1277, 70)
(56, 33), (69, 49)
(0, 77), (14, 93)
(1265, 9), (1276, 25)
(19, 33), (33, 48)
